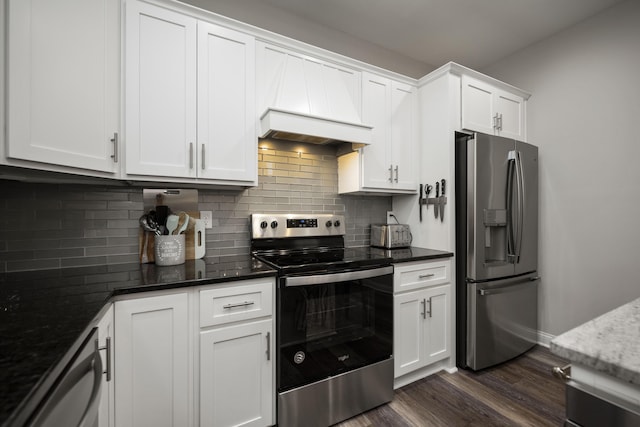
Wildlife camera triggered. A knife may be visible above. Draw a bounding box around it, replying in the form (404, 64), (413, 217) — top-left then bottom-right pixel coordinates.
(425, 184), (432, 210)
(440, 179), (446, 222)
(434, 181), (439, 219)
(419, 183), (423, 222)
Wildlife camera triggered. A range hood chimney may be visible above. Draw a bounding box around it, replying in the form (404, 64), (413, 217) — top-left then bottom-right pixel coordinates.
(260, 108), (373, 146)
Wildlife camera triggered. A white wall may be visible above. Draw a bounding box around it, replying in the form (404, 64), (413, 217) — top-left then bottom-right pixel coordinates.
(483, 0), (640, 336)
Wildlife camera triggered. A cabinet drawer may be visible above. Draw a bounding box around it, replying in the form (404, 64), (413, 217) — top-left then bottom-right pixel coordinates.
(200, 278), (273, 327)
(394, 260), (450, 293)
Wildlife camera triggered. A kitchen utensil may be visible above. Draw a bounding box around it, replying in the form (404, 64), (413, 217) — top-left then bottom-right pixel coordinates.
(139, 214), (161, 235)
(434, 181), (440, 219)
(425, 184), (432, 210)
(155, 205), (169, 228)
(419, 183), (423, 221)
(440, 179), (446, 222)
(165, 214), (179, 235)
(173, 212), (189, 235)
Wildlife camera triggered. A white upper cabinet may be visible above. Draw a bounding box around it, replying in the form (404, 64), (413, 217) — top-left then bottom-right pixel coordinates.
(461, 75), (526, 140)
(125, 1), (257, 185)
(6, 0), (120, 175)
(125, 1), (197, 178)
(338, 72), (417, 194)
(197, 22), (256, 182)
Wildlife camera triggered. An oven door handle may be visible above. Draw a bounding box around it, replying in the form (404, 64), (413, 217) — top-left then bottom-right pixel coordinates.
(282, 266), (394, 287)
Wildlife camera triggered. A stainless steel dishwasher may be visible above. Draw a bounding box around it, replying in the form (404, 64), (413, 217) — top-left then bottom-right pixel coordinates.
(28, 327), (107, 427)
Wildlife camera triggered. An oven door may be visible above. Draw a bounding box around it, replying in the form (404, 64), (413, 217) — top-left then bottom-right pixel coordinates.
(277, 266), (394, 392)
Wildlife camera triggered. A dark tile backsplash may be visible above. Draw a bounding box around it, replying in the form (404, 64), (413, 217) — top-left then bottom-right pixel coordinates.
(0, 140), (391, 272)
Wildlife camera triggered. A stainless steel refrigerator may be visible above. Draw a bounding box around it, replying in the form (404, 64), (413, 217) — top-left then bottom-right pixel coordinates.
(455, 131), (539, 371)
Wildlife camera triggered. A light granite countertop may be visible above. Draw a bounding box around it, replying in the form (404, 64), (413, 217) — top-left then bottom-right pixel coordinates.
(550, 297), (640, 386)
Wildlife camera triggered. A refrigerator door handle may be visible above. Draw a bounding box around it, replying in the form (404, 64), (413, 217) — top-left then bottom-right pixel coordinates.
(515, 150), (525, 263)
(478, 278), (539, 296)
(506, 151), (517, 263)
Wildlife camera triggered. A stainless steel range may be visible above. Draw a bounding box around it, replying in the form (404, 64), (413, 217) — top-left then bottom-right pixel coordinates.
(250, 213), (394, 427)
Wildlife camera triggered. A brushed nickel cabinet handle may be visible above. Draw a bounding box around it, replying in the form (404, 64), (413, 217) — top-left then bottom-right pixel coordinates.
(223, 301), (255, 310)
(201, 144), (206, 170)
(419, 273), (435, 279)
(421, 299), (427, 319)
(388, 165), (393, 182)
(394, 165), (399, 182)
(552, 364), (571, 381)
(427, 297), (433, 318)
(110, 133), (118, 163)
(189, 143), (194, 169)
(266, 332), (271, 361)
(97, 336), (112, 382)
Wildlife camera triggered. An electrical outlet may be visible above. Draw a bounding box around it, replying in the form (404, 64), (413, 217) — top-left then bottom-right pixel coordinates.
(386, 211), (395, 224)
(200, 211), (213, 229)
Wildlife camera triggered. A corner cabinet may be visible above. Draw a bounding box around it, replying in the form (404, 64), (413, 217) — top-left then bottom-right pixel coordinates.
(114, 291), (192, 427)
(461, 74), (526, 140)
(125, 0), (257, 186)
(338, 72), (417, 194)
(393, 259), (453, 387)
(97, 304), (115, 427)
(5, 0), (120, 176)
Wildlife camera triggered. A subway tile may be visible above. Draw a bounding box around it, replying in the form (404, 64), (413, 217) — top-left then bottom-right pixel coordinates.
(60, 256), (108, 268)
(34, 248), (84, 259)
(0, 142), (392, 272)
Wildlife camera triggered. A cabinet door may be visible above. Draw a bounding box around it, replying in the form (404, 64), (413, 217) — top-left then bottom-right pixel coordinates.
(423, 285), (451, 365)
(390, 81), (417, 190)
(200, 319), (274, 427)
(495, 91), (525, 140)
(197, 22), (256, 183)
(361, 72), (392, 189)
(97, 305), (115, 427)
(393, 290), (424, 378)
(125, 1), (197, 178)
(461, 75), (496, 135)
(7, 0), (120, 173)
(115, 293), (191, 427)
(461, 75), (526, 140)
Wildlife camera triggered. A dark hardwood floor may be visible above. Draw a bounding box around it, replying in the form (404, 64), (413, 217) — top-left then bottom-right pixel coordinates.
(336, 346), (568, 427)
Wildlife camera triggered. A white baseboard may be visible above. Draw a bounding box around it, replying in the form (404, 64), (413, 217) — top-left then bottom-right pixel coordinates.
(537, 330), (555, 348)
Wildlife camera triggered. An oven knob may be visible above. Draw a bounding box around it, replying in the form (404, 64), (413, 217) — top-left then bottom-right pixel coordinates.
(334, 220), (341, 227)
(270, 221), (278, 229)
(260, 221), (268, 229)
(326, 220), (333, 228)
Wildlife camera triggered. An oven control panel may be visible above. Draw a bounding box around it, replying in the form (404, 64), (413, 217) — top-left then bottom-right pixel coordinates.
(251, 214), (345, 239)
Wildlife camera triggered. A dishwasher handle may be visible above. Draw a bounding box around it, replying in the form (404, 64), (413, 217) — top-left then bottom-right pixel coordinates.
(33, 334), (103, 427)
(77, 339), (104, 427)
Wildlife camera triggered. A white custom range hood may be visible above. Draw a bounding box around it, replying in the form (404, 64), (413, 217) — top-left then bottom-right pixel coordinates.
(260, 108), (373, 145)
(258, 42), (373, 146)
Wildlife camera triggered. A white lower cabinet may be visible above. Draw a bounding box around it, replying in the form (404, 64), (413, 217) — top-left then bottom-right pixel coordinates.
(115, 291), (192, 427)
(113, 278), (275, 427)
(199, 278), (275, 427)
(393, 259), (452, 384)
(200, 320), (273, 427)
(97, 304), (115, 427)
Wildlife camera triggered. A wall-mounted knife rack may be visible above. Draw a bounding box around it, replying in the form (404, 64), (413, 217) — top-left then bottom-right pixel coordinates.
(418, 179), (447, 222)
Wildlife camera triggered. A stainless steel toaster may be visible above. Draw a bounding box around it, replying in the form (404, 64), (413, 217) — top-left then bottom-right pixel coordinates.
(370, 224), (412, 249)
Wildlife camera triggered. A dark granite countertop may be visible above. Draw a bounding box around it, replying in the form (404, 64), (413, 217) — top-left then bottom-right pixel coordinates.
(0, 246), (451, 425)
(369, 246), (453, 263)
(0, 255), (275, 426)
